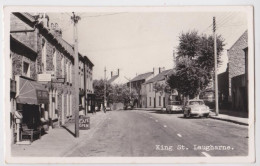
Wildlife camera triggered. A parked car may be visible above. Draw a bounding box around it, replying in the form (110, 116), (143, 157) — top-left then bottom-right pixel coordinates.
(183, 99), (211, 118)
(124, 104), (133, 110)
(166, 101), (182, 113)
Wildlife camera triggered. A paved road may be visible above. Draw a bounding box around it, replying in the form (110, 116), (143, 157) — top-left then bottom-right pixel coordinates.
(66, 109), (248, 157)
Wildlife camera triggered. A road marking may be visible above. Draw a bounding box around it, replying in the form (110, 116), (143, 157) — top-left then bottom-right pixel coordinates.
(177, 134), (182, 137)
(163, 125), (167, 128)
(201, 152), (211, 157)
(155, 120), (158, 122)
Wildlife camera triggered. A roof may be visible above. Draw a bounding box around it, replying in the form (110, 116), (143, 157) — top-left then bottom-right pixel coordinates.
(14, 13), (94, 67)
(131, 72), (153, 82)
(145, 69), (174, 84)
(228, 30), (248, 51)
(107, 75), (119, 84)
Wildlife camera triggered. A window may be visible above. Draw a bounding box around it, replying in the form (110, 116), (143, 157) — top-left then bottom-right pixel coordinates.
(69, 63), (72, 83)
(66, 62), (69, 82)
(61, 56), (64, 77)
(70, 94), (72, 116)
(42, 39), (46, 72)
(23, 61), (30, 77)
(149, 97), (151, 106)
(53, 50), (57, 77)
(66, 94), (69, 116)
(159, 96), (161, 106)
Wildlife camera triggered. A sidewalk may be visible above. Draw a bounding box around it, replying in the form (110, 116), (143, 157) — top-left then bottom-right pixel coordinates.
(11, 111), (108, 157)
(137, 107), (249, 126)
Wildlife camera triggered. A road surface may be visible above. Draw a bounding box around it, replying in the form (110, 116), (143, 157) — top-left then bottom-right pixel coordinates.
(65, 109), (248, 157)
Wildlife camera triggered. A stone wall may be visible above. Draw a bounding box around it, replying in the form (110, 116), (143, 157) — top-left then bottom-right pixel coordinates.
(227, 31), (248, 98)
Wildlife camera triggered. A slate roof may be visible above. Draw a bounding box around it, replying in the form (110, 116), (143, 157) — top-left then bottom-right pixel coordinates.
(15, 13), (94, 66)
(131, 72), (153, 82)
(145, 69), (174, 84)
(107, 75), (119, 84)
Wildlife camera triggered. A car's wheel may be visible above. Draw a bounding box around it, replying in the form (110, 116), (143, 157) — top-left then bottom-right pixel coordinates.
(204, 114), (209, 118)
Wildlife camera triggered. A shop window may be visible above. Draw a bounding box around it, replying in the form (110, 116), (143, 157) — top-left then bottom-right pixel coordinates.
(70, 94), (72, 116)
(66, 94), (69, 116)
(23, 61), (30, 77)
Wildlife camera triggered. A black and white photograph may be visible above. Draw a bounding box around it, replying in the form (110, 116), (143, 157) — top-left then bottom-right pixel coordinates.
(4, 6), (255, 164)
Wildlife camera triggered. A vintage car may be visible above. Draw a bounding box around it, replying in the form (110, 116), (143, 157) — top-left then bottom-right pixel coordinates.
(165, 101), (182, 113)
(183, 99), (211, 118)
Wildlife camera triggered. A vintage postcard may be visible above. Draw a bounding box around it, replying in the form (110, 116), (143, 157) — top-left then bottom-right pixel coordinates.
(4, 6), (255, 164)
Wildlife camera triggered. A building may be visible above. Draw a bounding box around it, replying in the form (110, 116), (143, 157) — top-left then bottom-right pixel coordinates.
(107, 69), (128, 85)
(127, 72), (153, 108)
(10, 12), (94, 144)
(227, 30), (248, 112)
(217, 30), (248, 112)
(142, 68), (174, 108)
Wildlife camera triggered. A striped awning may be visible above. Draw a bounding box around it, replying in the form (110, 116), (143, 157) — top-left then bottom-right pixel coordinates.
(16, 77), (49, 105)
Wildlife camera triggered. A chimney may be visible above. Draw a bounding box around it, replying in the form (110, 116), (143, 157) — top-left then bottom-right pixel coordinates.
(117, 69), (120, 76)
(111, 71), (113, 77)
(50, 22), (62, 38)
(159, 67), (165, 73)
(153, 67), (159, 76)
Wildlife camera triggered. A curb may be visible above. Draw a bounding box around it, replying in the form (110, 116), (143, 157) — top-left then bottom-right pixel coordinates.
(209, 116), (248, 126)
(60, 113), (107, 157)
(140, 108), (248, 126)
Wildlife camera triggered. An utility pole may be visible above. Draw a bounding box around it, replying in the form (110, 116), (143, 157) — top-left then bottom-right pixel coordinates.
(213, 16), (219, 116)
(71, 12), (80, 137)
(104, 67), (107, 108)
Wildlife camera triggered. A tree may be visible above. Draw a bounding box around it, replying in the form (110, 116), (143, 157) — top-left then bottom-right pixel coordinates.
(93, 79), (113, 104)
(167, 58), (210, 98)
(167, 30), (225, 98)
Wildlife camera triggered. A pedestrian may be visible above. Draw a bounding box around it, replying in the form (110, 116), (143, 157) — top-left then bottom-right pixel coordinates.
(79, 104), (84, 118)
(104, 104), (106, 113)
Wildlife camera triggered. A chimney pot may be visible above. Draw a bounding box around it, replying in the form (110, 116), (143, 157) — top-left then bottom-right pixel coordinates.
(111, 71), (113, 77)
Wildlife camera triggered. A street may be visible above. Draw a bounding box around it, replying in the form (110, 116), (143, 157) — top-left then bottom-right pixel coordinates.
(65, 109), (248, 157)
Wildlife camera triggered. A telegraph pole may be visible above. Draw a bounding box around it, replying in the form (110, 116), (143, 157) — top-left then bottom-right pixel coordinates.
(71, 12), (80, 137)
(104, 67), (107, 108)
(213, 16), (219, 116)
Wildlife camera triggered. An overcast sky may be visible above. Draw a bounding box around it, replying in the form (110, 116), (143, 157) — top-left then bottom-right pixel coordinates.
(48, 11), (247, 80)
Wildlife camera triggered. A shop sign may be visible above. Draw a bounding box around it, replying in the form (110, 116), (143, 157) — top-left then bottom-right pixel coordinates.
(37, 74), (52, 82)
(37, 90), (49, 104)
(79, 116), (90, 130)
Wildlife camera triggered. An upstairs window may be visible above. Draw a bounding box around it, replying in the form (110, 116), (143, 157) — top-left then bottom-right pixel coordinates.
(53, 49), (57, 77)
(66, 62), (69, 83)
(23, 61), (30, 77)
(61, 56), (64, 77)
(42, 39), (46, 72)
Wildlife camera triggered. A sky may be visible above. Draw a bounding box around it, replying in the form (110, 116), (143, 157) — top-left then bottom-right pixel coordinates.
(48, 11), (247, 80)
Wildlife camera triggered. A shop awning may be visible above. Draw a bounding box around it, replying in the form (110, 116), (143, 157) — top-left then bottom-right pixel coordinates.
(16, 77), (49, 105)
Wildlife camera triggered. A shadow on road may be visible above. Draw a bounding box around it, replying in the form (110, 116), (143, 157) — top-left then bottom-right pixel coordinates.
(61, 125), (76, 137)
(178, 116), (210, 119)
(149, 110), (183, 115)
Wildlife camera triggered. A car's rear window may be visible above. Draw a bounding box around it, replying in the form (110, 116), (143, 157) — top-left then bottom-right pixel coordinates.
(189, 101), (204, 105)
(169, 101), (181, 105)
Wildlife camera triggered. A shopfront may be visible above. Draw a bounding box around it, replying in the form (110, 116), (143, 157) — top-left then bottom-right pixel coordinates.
(14, 76), (49, 144)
